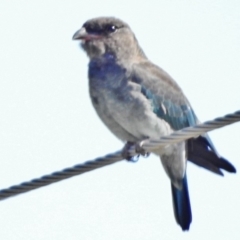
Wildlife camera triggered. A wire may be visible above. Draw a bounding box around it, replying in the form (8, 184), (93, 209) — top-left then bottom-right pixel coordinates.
(0, 110), (239, 201)
(0, 151), (124, 200)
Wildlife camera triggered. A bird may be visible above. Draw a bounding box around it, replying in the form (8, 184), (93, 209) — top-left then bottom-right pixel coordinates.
(72, 17), (236, 231)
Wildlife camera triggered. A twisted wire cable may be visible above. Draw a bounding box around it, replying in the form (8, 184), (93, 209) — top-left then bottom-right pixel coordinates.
(0, 151), (124, 201)
(0, 110), (239, 201)
(142, 110), (240, 150)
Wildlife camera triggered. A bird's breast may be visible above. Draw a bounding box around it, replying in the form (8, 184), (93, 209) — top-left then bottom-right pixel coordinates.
(88, 59), (173, 142)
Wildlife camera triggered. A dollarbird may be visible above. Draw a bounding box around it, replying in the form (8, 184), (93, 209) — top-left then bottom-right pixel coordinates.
(72, 17), (236, 231)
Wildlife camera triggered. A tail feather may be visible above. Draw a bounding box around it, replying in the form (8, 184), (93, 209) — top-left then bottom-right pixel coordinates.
(187, 136), (236, 174)
(171, 135), (235, 231)
(171, 175), (192, 231)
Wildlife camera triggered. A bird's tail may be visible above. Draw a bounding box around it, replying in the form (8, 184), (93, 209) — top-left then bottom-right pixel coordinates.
(171, 175), (192, 231)
(187, 136), (236, 175)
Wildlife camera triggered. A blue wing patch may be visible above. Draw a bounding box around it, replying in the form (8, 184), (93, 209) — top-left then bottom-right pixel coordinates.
(140, 85), (197, 130)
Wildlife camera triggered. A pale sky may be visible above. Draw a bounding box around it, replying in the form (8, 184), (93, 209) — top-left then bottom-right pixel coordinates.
(0, 1), (240, 239)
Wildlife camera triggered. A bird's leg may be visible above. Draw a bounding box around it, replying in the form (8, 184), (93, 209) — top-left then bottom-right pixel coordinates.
(135, 139), (150, 158)
(122, 141), (137, 161)
(122, 139), (150, 162)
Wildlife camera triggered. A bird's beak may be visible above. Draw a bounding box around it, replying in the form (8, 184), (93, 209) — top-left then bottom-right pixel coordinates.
(72, 27), (102, 41)
(72, 27), (88, 40)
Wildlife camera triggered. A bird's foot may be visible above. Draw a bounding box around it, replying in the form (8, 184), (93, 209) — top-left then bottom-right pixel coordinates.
(135, 140), (150, 158)
(122, 140), (150, 162)
(122, 141), (137, 162)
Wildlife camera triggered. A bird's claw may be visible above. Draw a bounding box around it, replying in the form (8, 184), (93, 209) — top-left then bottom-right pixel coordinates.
(135, 141), (150, 158)
(121, 141), (137, 162)
(122, 140), (150, 162)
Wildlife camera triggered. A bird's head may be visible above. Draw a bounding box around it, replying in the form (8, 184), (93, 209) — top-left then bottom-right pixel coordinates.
(73, 17), (146, 62)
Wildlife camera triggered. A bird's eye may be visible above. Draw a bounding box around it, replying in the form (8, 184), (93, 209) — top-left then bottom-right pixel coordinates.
(105, 25), (117, 33)
(86, 26), (97, 34)
(84, 23), (119, 35)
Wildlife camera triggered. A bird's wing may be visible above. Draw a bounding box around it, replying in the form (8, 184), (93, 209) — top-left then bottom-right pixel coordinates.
(131, 60), (236, 175)
(132, 60), (197, 131)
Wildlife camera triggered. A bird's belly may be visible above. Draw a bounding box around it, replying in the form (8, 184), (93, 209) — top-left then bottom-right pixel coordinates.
(90, 91), (138, 142)
(91, 85), (173, 142)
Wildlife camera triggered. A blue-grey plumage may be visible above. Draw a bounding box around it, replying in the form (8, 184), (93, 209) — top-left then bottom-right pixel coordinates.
(73, 17), (236, 231)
